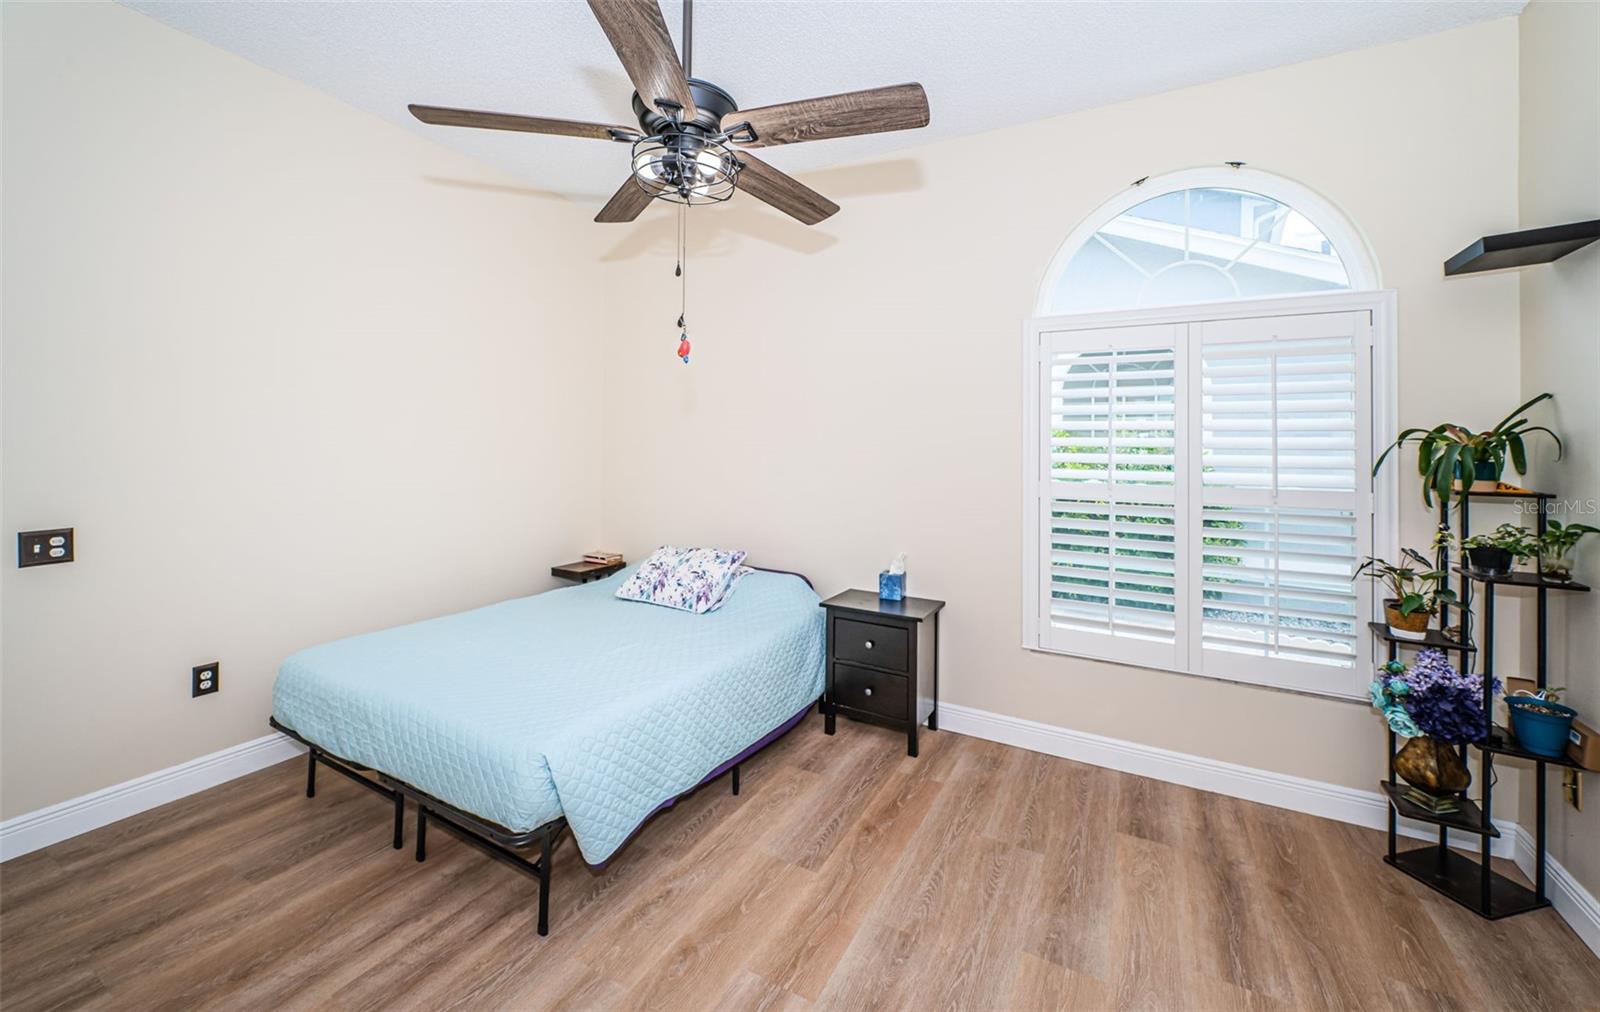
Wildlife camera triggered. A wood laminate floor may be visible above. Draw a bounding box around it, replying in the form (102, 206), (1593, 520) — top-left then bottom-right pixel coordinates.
(3, 716), (1598, 1011)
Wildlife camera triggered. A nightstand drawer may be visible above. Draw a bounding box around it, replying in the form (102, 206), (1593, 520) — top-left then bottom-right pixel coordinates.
(832, 618), (909, 672)
(832, 663), (907, 720)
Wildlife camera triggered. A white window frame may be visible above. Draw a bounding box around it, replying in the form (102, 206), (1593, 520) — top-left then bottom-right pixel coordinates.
(1033, 166), (1382, 317)
(1022, 289), (1399, 700)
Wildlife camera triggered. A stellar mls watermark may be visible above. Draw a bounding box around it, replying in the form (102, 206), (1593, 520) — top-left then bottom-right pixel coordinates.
(1513, 497), (1598, 517)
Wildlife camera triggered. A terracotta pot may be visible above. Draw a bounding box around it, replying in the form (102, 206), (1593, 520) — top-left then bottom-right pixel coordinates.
(1384, 600), (1431, 640)
(1395, 737), (1471, 796)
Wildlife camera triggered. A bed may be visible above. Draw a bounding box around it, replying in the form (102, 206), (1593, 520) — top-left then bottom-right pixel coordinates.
(269, 564), (824, 934)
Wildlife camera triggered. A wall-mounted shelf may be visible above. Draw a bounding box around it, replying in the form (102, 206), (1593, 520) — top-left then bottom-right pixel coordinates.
(1444, 219), (1600, 276)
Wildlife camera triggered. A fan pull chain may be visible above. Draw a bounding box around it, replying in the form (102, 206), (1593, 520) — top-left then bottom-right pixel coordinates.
(675, 205), (691, 364)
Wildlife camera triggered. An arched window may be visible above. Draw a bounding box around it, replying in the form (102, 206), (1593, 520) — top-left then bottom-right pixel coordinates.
(1037, 168), (1379, 315)
(1024, 168), (1393, 700)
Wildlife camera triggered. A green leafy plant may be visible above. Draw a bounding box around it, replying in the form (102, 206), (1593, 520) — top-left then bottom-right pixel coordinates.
(1373, 393), (1563, 509)
(1461, 523), (1537, 560)
(1353, 548), (1459, 616)
(1535, 519), (1600, 580)
(1536, 519), (1600, 557)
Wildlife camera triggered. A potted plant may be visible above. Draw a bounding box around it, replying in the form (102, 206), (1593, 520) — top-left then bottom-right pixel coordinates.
(1460, 523), (1536, 577)
(1370, 649), (1498, 812)
(1505, 686), (1578, 758)
(1533, 519), (1599, 582)
(1373, 393), (1563, 509)
(1354, 548), (1457, 640)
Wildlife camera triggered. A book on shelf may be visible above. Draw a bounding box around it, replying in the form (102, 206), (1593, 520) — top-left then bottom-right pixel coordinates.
(583, 552), (624, 566)
(1402, 787), (1462, 815)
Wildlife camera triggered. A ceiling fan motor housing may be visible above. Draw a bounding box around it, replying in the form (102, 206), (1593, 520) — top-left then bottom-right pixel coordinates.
(632, 79), (739, 137)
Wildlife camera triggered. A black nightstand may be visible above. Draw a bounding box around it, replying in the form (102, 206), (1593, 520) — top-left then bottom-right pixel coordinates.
(551, 560), (625, 584)
(819, 589), (944, 757)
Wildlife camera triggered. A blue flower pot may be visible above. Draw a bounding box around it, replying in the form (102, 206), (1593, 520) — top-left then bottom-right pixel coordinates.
(1506, 696), (1577, 758)
(1454, 457), (1502, 489)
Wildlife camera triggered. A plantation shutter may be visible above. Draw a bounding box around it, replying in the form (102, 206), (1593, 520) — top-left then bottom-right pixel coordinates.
(1038, 324), (1185, 669)
(1189, 311), (1372, 692)
(1028, 299), (1380, 699)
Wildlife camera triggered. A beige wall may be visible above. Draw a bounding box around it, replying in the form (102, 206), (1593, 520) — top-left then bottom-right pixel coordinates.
(1, 2), (606, 818)
(1517, 0), (1600, 901)
(0, 6), (1548, 831)
(598, 19), (1524, 795)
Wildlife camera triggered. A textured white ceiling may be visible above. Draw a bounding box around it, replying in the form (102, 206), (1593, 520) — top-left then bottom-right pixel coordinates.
(124, 0), (1523, 200)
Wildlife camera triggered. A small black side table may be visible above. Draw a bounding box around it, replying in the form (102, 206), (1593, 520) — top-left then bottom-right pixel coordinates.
(551, 560), (625, 584)
(819, 589), (944, 757)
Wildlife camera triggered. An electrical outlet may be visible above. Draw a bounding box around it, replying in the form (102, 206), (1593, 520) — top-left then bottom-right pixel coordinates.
(192, 662), (219, 698)
(18, 528), (73, 567)
(1563, 769), (1582, 811)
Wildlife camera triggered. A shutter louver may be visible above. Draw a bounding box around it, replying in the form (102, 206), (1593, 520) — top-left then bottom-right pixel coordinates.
(1042, 336), (1181, 668)
(1196, 313), (1368, 679)
(1048, 347), (1176, 488)
(1199, 505), (1359, 667)
(1048, 499), (1178, 642)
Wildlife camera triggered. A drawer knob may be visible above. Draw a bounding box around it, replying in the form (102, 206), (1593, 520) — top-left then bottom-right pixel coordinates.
(864, 640), (874, 649)
(864, 687), (874, 696)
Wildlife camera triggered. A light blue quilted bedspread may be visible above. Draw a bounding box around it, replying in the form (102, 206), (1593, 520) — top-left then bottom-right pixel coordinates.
(272, 567), (824, 864)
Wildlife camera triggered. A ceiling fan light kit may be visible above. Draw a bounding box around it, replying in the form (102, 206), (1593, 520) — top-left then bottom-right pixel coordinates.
(626, 80), (744, 206)
(408, 0), (930, 359)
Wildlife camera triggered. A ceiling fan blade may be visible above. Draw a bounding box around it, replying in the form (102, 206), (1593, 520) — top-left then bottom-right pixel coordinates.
(735, 154), (839, 226)
(724, 84), (929, 148)
(595, 177), (654, 223)
(409, 105), (637, 141)
(586, 0), (698, 121)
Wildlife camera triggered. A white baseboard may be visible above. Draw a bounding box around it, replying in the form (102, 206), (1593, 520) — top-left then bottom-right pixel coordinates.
(1513, 825), (1600, 959)
(938, 702), (1520, 854)
(0, 733), (304, 862)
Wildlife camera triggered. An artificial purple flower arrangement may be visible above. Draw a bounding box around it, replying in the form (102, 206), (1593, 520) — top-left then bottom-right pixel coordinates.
(1370, 648), (1499, 743)
(1371, 648), (1500, 811)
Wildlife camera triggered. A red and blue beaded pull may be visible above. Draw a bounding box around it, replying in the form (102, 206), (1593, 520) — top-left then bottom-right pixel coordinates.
(674, 208), (692, 365)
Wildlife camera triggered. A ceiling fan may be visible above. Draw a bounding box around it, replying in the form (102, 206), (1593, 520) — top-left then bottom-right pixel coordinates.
(408, 0), (930, 226)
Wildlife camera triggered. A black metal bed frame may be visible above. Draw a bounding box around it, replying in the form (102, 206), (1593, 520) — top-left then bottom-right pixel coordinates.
(268, 714), (745, 936)
(267, 564), (812, 938)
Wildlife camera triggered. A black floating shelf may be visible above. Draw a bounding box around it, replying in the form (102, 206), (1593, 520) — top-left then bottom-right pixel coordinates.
(1445, 219), (1600, 276)
(1385, 846), (1547, 919)
(1451, 566), (1591, 592)
(1477, 724), (1588, 770)
(1379, 781), (1498, 837)
(1367, 621), (1475, 653)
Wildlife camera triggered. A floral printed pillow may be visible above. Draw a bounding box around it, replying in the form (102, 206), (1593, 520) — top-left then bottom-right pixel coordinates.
(615, 546), (750, 614)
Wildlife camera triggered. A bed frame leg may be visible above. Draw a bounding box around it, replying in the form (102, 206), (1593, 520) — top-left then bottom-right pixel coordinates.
(731, 764), (741, 796)
(305, 749), (318, 798)
(392, 792), (405, 849)
(415, 805), (428, 862)
(537, 830), (553, 937)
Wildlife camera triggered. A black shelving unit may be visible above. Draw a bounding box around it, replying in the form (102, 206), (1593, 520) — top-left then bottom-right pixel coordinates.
(1380, 488), (1589, 918)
